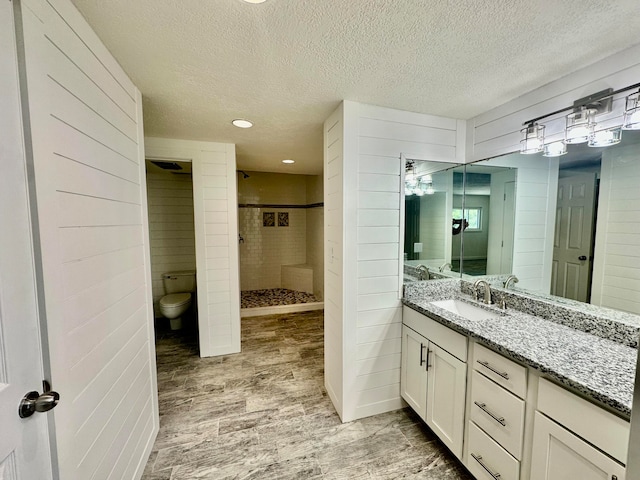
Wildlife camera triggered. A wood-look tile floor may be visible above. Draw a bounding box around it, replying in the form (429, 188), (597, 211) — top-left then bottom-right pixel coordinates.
(142, 311), (474, 479)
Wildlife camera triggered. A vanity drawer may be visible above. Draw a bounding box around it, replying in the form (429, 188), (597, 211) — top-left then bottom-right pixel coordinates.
(467, 421), (520, 480)
(470, 370), (525, 460)
(473, 343), (527, 398)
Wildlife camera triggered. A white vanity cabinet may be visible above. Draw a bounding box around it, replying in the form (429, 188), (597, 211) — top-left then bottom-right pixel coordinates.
(401, 306), (467, 458)
(530, 378), (628, 480)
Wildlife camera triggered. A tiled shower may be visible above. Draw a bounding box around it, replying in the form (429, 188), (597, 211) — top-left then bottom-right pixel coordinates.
(237, 171), (323, 311)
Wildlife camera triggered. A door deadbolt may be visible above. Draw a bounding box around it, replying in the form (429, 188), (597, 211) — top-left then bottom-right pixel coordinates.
(19, 387), (60, 418)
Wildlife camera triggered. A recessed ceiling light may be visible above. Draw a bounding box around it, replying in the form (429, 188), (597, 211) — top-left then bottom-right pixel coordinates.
(282, 159), (295, 164)
(232, 119), (253, 128)
(241, 0), (267, 3)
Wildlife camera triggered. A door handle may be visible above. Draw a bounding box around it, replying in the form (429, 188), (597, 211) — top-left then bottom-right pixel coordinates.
(19, 382), (60, 418)
(578, 255), (587, 261)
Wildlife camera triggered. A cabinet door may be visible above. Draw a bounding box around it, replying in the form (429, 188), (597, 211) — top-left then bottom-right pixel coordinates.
(401, 325), (428, 420)
(530, 412), (625, 480)
(426, 342), (467, 458)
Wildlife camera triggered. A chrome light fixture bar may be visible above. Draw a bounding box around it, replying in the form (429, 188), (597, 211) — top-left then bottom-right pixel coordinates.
(518, 83), (640, 156)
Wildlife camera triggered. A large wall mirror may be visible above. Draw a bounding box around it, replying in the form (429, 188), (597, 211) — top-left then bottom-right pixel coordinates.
(403, 160), (464, 276)
(404, 129), (640, 316)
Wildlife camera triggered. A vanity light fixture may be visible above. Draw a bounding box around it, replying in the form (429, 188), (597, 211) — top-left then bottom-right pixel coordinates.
(232, 119), (253, 128)
(623, 91), (640, 130)
(282, 159), (295, 164)
(518, 82), (640, 157)
(565, 107), (597, 144)
(520, 123), (545, 154)
(543, 141), (567, 157)
(588, 127), (622, 147)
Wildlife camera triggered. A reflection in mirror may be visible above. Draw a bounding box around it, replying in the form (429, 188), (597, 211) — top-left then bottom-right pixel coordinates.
(470, 130), (640, 316)
(403, 159), (463, 278)
(456, 164), (517, 277)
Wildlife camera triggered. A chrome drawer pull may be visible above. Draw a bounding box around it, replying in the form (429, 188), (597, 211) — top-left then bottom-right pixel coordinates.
(474, 401), (506, 427)
(478, 360), (510, 380)
(471, 453), (501, 479)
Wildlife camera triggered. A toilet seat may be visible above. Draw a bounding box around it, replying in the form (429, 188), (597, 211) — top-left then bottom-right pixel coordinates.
(160, 293), (191, 308)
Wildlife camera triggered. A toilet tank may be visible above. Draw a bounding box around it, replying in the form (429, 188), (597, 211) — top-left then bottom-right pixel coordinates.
(162, 270), (196, 294)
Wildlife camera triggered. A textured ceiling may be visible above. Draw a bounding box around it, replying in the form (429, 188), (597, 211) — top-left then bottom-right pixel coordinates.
(70, 0), (640, 175)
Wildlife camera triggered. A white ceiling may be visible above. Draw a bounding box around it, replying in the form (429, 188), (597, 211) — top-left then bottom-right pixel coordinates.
(70, 0), (640, 175)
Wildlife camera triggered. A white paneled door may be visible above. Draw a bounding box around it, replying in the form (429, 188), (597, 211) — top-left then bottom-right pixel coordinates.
(0, 2), (52, 477)
(16, 0), (159, 477)
(551, 173), (597, 302)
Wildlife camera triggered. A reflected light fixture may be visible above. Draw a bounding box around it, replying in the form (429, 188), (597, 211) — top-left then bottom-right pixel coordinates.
(565, 107), (596, 144)
(543, 141), (567, 157)
(623, 91), (640, 130)
(520, 123), (545, 154)
(589, 127), (622, 147)
(232, 119), (253, 128)
(282, 159), (295, 164)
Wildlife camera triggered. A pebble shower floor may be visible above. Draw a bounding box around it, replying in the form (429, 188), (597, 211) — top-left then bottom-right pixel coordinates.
(241, 288), (320, 309)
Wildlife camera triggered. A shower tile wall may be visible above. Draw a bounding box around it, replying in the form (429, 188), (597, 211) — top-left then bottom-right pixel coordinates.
(239, 208), (306, 290)
(238, 172), (323, 296)
(146, 168), (196, 311)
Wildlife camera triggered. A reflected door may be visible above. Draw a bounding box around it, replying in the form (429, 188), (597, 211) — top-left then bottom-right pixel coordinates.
(551, 173), (597, 302)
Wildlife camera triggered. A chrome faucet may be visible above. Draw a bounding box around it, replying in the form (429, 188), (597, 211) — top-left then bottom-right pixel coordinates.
(439, 262), (452, 273)
(415, 264), (430, 281)
(503, 275), (519, 289)
(473, 279), (493, 305)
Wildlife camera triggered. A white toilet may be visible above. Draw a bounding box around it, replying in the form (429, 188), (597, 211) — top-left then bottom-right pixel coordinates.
(159, 270), (196, 330)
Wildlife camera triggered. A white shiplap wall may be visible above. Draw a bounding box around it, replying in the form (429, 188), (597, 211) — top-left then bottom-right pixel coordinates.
(145, 138), (240, 358)
(146, 171), (196, 310)
(592, 144), (640, 314)
(325, 101), (465, 421)
(19, 0), (157, 477)
(324, 104), (345, 418)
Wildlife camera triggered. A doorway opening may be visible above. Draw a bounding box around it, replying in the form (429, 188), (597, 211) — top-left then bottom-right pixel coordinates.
(237, 171), (324, 317)
(145, 159), (199, 345)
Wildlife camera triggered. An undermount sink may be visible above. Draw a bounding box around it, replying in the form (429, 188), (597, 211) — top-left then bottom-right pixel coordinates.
(429, 299), (500, 321)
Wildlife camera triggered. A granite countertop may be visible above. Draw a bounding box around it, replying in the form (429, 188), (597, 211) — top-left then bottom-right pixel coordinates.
(403, 279), (638, 419)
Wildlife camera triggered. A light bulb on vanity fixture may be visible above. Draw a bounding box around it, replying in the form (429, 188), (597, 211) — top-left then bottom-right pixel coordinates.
(589, 127), (622, 147)
(565, 107), (597, 144)
(543, 141), (567, 157)
(623, 90), (640, 130)
(520, 123), (545, 154)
